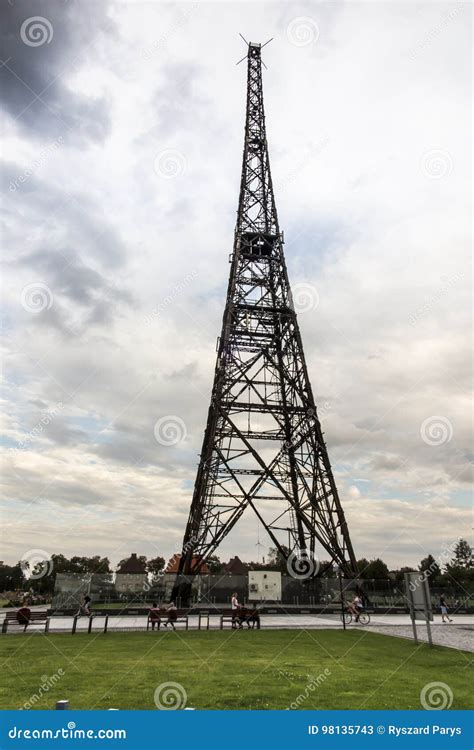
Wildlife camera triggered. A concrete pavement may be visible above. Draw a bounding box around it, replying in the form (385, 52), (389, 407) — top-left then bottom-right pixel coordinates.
(2, 612), (472, 651)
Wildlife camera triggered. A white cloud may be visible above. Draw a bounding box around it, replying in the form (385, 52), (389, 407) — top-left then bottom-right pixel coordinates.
(1, 1), (471, 569)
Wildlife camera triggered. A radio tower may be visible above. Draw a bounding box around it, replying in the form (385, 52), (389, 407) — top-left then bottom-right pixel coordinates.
(174, 41), (357, 595)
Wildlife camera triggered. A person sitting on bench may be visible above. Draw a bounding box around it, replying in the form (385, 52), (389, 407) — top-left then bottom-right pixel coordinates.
(163, 601), (178, 630)
(16, 606), (31, 629)
(239, 606), (258, 629)
(149, 602), (161, 631)
(238, 604), (249, 629)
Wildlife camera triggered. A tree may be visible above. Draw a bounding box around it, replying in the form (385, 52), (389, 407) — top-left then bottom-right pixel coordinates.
(393, 566), (415, 584)
(443, 539), (474, 585)
(356, 559), (370, 576)
(0, 561), (26, 591)
(419, 554), (441, 580)
(267, 546), (291, 573)
(68, 556), (111, 576)
(19, 555), (55, 595)
(49, 554), (71, 574)
(358, 558), (390, 580)
(24, 554), (113, 595)
(205, 555), (222, 574)
(451, 539), (472, 569)
(318, 560), (336, 577)
(147, 556), (165, 576)
(246, 560), (264, 571)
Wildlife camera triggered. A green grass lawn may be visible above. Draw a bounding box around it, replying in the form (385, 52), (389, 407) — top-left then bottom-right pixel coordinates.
(0, 630), (470, 710)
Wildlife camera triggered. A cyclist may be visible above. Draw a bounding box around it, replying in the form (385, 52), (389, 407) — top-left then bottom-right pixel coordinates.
(347, 593), (364, 622)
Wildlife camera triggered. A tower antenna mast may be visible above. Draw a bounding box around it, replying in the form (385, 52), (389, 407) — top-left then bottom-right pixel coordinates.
(173, 41), (357, 602)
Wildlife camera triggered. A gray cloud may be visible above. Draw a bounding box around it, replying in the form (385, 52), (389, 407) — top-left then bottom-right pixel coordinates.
(1, 160), (127, 268)
(0, 0), (114, 143)
(12, 247), (134, 336)
(152, 61), (207, 137)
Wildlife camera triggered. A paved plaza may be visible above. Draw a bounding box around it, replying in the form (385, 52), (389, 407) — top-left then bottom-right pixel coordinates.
(2, 610), (472, 651)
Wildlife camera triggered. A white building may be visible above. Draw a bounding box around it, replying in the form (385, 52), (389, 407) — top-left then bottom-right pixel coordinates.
(115, 553), (147, 594)
(248, 570), (282, 602)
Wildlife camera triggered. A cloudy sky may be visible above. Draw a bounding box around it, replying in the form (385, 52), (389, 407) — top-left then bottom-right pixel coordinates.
(1, 0), (472, 572)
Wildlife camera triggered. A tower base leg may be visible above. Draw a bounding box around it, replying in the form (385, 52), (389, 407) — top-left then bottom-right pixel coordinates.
(170, 577), (192, 608)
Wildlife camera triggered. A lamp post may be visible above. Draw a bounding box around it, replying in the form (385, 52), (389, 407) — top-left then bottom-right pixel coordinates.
(338, 566), (346, 631)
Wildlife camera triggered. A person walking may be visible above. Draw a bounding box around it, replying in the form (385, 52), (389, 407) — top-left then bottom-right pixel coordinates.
(440, 594), (453, 623)
(231, 592), (241, 629)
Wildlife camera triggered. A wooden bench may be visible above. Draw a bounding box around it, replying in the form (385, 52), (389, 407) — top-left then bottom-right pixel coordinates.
(2, 610), (49, 633)
(145, 608), (189, 631)
(220, 608), (260, 630)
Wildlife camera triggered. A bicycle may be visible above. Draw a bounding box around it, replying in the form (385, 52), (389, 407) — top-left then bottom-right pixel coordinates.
(341, 608), (370, 626)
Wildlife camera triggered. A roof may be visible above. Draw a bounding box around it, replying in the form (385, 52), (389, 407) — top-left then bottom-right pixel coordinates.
(165, 554), (209, 574)
(116, 553), (147, 574)
(222, 556), (248, 575)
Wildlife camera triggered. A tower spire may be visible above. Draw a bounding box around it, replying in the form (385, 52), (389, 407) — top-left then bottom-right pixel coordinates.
(174, 43), (358, 592)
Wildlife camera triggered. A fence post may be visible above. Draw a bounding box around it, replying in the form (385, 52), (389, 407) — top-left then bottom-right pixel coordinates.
(103, 616), (108, 634)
